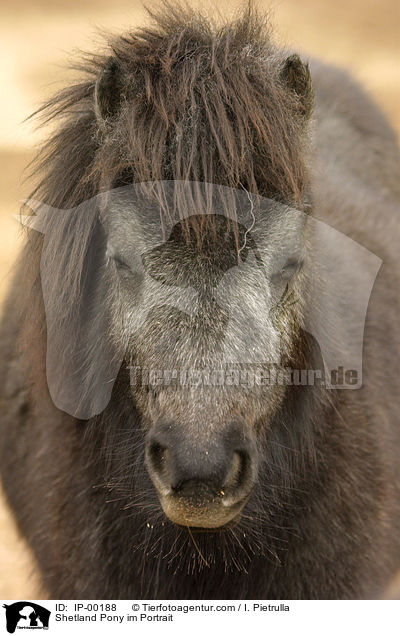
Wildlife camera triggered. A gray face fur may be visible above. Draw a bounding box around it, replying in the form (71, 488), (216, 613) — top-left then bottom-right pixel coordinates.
(24, 179), (380, 527)
(101, 182), (308, 526)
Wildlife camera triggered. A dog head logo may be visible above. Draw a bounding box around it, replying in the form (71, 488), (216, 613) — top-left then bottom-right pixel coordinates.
(2, 603), (50, 633)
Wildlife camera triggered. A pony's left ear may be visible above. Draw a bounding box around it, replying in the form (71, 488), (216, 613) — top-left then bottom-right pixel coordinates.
(280, 54), (314, 120)
(94, 56), (125, 123)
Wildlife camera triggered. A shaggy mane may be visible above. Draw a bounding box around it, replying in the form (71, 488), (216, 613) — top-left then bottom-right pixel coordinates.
(27, 2), (311, 215)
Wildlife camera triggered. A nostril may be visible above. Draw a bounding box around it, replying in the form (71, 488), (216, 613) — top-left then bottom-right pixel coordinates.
(146, 441), (173, 496)
(223, 451), (240, 488)
(222, 450), (253, 505)
(148, 442), (167, 474)
(236, 450), (250, 487)
(226, 451), (248, 486)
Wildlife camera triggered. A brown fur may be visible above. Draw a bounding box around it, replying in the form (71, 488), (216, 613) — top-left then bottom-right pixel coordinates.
(0, 3), (399, 599)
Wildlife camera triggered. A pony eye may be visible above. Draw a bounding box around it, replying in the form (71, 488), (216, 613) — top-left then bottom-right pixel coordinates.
(112, 255), (131, 273)
(282, 259), (301, 277)
(273, 257), (304, 282)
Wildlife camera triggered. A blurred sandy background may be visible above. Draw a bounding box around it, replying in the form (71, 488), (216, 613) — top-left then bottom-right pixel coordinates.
(0, 0), (399, 599)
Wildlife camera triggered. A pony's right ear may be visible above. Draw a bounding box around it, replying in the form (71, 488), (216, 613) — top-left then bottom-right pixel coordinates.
(94, 56), (124, 123)
(280, 54), (314, 120)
